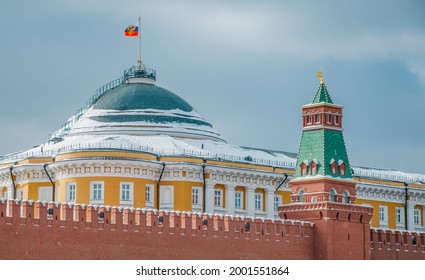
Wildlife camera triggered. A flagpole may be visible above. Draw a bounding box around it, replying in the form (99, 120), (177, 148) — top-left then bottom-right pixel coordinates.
(138, 16), (142, 69)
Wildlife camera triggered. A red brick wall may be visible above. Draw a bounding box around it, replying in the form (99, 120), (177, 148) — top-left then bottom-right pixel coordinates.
(370, 229), (425, 260)
(0, 200), (315, 260)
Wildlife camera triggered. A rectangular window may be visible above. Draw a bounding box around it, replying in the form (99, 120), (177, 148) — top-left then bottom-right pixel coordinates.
(192, 187), (202, 211)
(414, 209), (421, 225)
(396, 207), (404, 226)
(192, 187), (203, 205)
(192, 188), (199, 205)
(307, 115), (312, 124)
(17, 189), (24, 200)
(120, 183), (131, 201)
(255, 193), (263, 210)
(214, 189), (222, 207)
(91, 182), (103, 202)
(146, 185), (151, 202)
(274, 195), (282, 212)
(145, 184), (154, 208)
(334, 115), (339, 125)
(235, 191), (242, 209)
(67, 183), (76, 201)
(379, 205), (388, 227)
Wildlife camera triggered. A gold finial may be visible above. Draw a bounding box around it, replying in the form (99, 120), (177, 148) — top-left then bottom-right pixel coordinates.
(316, 69), (324, 84)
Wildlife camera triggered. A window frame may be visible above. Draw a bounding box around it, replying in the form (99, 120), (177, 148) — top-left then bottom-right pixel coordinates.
(326, 112), (331, 124)
(214, 189), (223, 207)
(120, 182), (133, 205)
(254, 192), (263, 211)
(395, 207), (404, 227)
(334, 113), (339, 125)
(90, 181), (104, 203)
(315, 111), (321, 124)
(67, 182), (76, 202)
(414, 209), (421, 226)
(145, 184), (154, 208)
(298, 190), (304, 203)
(329, 189), (336, 202)
(191, 186), (202, 205)
(379, 205), (388, 227)
(274, 194), (282, 212)
(235, 190), (243, 209)
(306, 113), (312, 124)
(342, 190), (349, 204)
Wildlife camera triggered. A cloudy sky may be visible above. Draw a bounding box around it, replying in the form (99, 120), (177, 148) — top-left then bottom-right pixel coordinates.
(0, 0), (424, 173)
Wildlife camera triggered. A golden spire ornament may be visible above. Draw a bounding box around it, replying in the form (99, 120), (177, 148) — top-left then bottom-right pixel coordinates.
(316, 70), (324, 84)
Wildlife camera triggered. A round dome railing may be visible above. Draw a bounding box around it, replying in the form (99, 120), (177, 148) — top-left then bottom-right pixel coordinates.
(49, 65), (157, 142)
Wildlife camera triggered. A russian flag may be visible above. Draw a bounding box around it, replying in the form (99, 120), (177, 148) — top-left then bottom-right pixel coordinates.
(124, 25), (139, 37)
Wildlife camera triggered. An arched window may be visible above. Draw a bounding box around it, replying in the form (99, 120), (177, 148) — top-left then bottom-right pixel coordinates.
(329, 189), (336, 202)
(343, 191), (350, 204)
(300, 162), (308, 176)
(326, 112), (331, 123)
(315, 111), (321, 124)
(310, 160), (318, 175)
(339, 162), (346, 176)
(334, 112), (339, 125)
(312, 197), (317, 203)
(307, 113), (312, 124)
(298, 190), (304, 203)
(330, 159), (337, 174)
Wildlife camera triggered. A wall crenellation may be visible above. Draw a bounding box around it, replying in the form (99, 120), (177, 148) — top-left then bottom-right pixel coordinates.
(0, 199), (313, 241)
(370, 228), (425, 260)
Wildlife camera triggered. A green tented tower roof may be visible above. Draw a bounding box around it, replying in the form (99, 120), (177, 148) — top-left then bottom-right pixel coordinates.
(311, 82), (333, 104)
(295, 80), (352, 179)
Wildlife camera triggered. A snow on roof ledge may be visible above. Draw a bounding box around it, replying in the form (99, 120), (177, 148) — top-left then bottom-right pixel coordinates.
(352, 166), (425, 184)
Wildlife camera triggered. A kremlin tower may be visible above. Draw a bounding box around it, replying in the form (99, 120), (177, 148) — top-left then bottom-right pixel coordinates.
(278, 73), (373, 260)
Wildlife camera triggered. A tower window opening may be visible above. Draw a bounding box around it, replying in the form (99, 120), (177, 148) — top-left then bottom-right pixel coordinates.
(343, 191), (350, 204)
(300, 162), (308, 176)
(298, 190), (304, 203)
(334, 113), (339, 125)
(326, 112), (331, 123)
(339, 162), (346, 176)
(310, 161), (318, 175)
(329, 189), (336, 202)
(306, 113), (312, 124)
(315, 111), (321, 124)
(330, 159), (336, 174)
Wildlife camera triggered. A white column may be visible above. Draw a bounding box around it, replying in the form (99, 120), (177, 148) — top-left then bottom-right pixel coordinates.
(407, 201), (415, 231)
(205, 183), (215, 213)
(266, 190), (275, 218)
(246, 188), (255, 217)
(226, 184), (236, 215)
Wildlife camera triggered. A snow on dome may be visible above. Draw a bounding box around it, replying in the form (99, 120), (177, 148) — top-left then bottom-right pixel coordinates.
(66, 82), (225, 143)
(48, 65), (225, 143)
